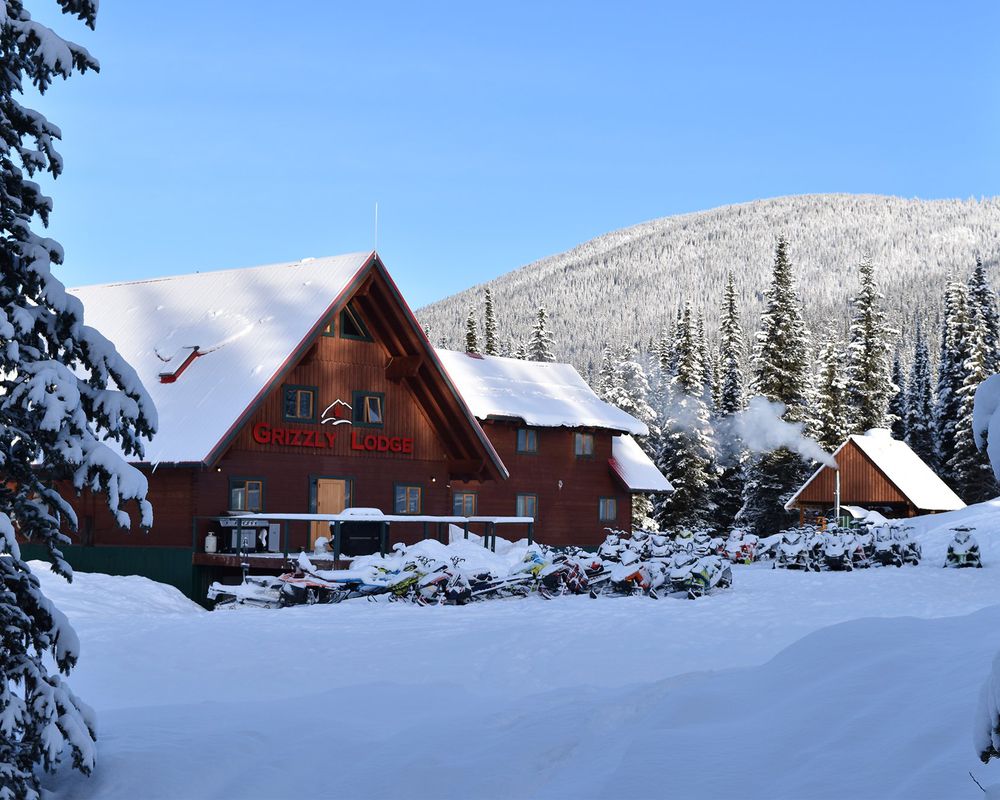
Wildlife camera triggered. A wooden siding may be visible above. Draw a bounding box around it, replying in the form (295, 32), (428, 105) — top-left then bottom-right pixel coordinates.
(452, 422), (632, 548)
(792, 440), (910, 510)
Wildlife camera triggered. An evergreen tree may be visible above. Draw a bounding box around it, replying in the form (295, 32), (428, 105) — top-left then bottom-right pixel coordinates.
(949, 321), (999, 502)
(888, 351), (907, 440)
(514, 341), (528, 360)
(904, 319), (936, 467)
(967, 257), (1000, 373)
(464, 308), (479, 354)
(603, 346), (658, 441)
(845, 258), (896, 432)
(936, 280), (971, 483)
(655, 305), (718, 530)
(716, 272), (746, 417)
(596, 345), (617, 400)
(813, 340), (850, 453)
(527, 307), (556, 362)
(715, 273), (747, 524)
(483, 286), (499, 356)
(0, 4), (157, 797)
(738, 237), (812, 535)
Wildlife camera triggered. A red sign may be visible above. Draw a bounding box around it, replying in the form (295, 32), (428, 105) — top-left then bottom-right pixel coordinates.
(251, 422), (414, 455)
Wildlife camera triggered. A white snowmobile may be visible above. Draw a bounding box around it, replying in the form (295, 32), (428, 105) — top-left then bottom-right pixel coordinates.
(773, 530), (812, 570)
(821, 535), (853, 571)
(945, 526), (982, 568)
(668, 551), (733, 598)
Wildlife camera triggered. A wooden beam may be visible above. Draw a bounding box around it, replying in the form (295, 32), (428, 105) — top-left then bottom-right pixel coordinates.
(385, 354), (422, 380)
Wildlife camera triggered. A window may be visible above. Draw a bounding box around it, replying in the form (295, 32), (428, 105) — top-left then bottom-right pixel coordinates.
(453, 491), (477, 516)
(352, 392), (384, 427)
(599, 497), (618, 522)
(230, 479), (263, 512)
(516, 428), (538, 453)
(516, 493), (538, 520)
(395, 484), (422, 514)
(283, 385), (316, 423)
(340, 302), (372, 341)
(322, 319), (335, 337)
(574, 432), (594, 457)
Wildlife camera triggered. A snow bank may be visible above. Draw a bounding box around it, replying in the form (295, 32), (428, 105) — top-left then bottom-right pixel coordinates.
(907, 497), (1000, 565)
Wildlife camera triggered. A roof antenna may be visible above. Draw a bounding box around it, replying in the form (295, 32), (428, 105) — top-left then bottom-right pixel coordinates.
(374, 201), (378, 253)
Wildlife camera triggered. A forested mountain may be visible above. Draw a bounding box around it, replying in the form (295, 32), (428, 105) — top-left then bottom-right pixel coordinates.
(417, 194), (1000, 371)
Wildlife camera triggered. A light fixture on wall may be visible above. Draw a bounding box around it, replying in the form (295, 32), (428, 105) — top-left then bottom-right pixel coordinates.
(558, 479), (563, 490)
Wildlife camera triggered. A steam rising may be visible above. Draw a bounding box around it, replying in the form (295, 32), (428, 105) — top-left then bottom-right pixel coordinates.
(725, 397), (838, 468)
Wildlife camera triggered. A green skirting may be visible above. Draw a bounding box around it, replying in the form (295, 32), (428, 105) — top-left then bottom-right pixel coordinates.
(19, 544), (200, 601)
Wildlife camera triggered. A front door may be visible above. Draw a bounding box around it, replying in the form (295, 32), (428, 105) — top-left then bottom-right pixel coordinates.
(311, 478), (349, 549)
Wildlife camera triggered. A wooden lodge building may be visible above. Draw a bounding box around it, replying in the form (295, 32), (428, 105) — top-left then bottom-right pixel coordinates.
(784, 428), (965, 524)
(37, 252), (671, 599)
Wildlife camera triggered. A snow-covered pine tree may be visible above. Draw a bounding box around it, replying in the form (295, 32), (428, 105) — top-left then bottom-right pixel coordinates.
(812, 340), (849, 453)
(949, 321), (999, 503)
(967, 257), (1000, 374)
(715, 272), (747, 525)
(464, 308), (479, 354)
(595, 345), (616, 400)
(655, 305), (718, 530)
(888, 351), (907, 440)
(0, 4), (157, 798)
(483, 286), (499, 356)
(514, 341), (528, 360)
(845, 258), (897, 433)
(527, 306), (556, 362)
(904, 319), (936, 468)
(738, 237), (812, 535)
(936, 280), (971, 484)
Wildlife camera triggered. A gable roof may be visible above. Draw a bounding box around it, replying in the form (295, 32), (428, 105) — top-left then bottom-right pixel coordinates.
(434, 349), (648, 435)
(785, 428), (965, 512)
(609, 435), (673, 492)
(70, 253), (506, 480)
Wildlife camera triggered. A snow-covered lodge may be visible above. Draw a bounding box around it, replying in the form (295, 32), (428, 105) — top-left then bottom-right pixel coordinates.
(785, 428), (965, 523)
(49, 252), (670, 597)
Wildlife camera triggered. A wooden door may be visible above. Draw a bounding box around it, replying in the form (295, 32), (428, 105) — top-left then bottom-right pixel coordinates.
(311, 479), (348, 549)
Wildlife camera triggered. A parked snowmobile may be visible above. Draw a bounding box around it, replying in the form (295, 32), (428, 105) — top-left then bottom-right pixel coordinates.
(774, 530), (812, 570)
(668, 551), (732, 598)
(945, 526), (982, 568)
(892, 526), (921, 566)
(648, 534), (674, 562)
(821, 535), (853, 571)
(755, 533), (783, 562)
(599, 532), (626, 563)
(208, 575), (283, 609)
(871, 525), (903, 568)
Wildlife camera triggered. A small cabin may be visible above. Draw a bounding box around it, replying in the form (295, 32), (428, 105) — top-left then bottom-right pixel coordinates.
(785, 428), (965, 524)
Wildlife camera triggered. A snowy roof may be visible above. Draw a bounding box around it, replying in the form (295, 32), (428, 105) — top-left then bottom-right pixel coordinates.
(609, 435), (673, 493)
(434, 349), (648, 434)
(786, 428), (965, 512)
(70, 253), (374, 464)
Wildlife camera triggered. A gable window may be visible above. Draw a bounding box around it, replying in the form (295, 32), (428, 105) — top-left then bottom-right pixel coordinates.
(574, 432), (594, 458)
(599, 497), (618, 522)
(340, 302), (372, 341)
(453, 491), (477, 516)
(516, 493), (538, 520)
(230, 479), (263, 512)
(352, 391), (384, 427)
(283, 386), (316, 423)
(516, 428), (538, 454)
(394, 484), (422, 514)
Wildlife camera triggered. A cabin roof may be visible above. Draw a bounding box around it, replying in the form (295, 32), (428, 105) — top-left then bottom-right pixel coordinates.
(785, 428), (965, 512)
(434, 349), (649, 434)
(609, 434), (673, 492)
(70, 253), (506, 479)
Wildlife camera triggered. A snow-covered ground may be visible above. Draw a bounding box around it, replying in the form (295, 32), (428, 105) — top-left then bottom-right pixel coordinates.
(38, 502), (1000, 800)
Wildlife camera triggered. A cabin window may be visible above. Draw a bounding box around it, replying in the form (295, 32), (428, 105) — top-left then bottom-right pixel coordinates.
(599, 497), (617, 521)
(574, 432), (595, 457)
(352, 392), (384, 427)
(394, 484), (422, 514)
(453, 491), (477, 516)
(230, 479), (263, 512)
(322, 319), (335, 337)
(283, 385), (316, 423)
(516, 493), (538, 520)
(340, 302), (372, 341)
(516, 428), (538, 454)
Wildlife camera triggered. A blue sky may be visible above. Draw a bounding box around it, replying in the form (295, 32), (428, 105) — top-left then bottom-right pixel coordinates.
(31, 1), (1000, 307)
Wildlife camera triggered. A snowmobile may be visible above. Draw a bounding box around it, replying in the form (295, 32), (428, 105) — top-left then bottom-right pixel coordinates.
(892, 526), (921, 566)
(668, 552), (732, 598)
(871, 525), (903, 568)
(945, 526), (982, 568)
(207, 575), (283, 609)
(773, 530), (812, 570)
(755, 533), (783, 562)
(806, 529), (829, 566)
(820, 535), (853, 572)
(692, 531), (715, 557)
(598, 532), (626, 563)
(648, 534), (675, 562)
